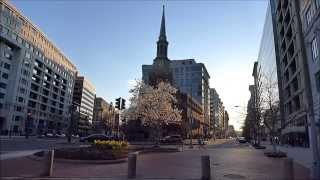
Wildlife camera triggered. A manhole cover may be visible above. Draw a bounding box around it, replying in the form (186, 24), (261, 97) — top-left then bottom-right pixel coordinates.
(224, 174), (246, 179)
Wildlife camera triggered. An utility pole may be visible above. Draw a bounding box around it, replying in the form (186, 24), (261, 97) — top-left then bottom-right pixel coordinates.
(67, 102), (80, 143)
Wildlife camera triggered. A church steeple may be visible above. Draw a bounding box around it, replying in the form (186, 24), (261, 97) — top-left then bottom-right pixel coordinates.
(159, 5), (167, 41)
(156, 5), (168, 59)
(149, 4), (172, 86)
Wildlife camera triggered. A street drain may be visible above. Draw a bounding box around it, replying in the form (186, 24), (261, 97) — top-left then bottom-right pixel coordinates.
(223, 174), (246, 179)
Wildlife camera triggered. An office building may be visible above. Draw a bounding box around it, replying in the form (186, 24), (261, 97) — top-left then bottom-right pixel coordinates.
(209, 88), (226, 138)
(271, 0), (316, 146)
(92, 97), (116, 134)
(171, 59), (210, 128)
(0, 0), (77, 135)
(177, 92), (204, 138)
(72, 76), (96, 136)
(257, 2), (282, 136)
(298, 0), (320, 149)
(257, 3), (280, 103)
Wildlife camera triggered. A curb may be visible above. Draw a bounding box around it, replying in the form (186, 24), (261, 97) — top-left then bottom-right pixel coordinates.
(54, 157), (128, 164)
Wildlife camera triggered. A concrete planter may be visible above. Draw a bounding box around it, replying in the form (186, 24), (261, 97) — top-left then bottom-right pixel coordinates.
(54, 157), (128, 164)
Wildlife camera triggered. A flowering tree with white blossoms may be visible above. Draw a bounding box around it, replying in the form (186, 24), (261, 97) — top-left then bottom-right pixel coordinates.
(126, 80), (182, 143)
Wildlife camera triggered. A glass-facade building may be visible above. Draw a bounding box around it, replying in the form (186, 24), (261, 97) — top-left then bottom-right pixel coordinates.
(142, 59), (211, 126)
(257, 3), (279, 99)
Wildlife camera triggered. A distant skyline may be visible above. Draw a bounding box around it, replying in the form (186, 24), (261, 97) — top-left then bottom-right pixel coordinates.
(11, 0), (268, 131)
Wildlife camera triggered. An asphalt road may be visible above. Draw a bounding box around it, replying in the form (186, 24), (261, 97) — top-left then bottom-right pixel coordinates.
(0, 137), (80, 154)
(0, 137), (227, 154)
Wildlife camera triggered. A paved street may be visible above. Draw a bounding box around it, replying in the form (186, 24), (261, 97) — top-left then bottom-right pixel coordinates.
(0, 139), (310, 180)
(0, 136), (81, 160)
(0, 137), (79, 153)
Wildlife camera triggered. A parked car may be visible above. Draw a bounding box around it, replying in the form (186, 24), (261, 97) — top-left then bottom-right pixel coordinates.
(160, 135), (183, 144)
(56, 133), (66, 138)
(237, 137), (247, 143)
(79, 134), (109, 143)
(45, 132), (58, 138)
(72, 134), (80, 138)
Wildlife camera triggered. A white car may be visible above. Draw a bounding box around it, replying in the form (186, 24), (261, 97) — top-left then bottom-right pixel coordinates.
(237, 137), (247, 143)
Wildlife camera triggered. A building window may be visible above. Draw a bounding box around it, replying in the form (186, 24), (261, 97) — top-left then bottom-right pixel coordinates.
(0, 82), (7, 89)
(0, 92), (5, 99)
(306, 5), (315, 25)
(11, 33), (17, 40)
(4, 52), (12, 60)
(25, 42), (30, 49)
(16, 106), (22, 112)
(17, 37), (22, 44)
(20, 78), (28, 85)
(4, 63), (10, 70)
(2, 73), (8, 79)
(6, 44), (12, 51)
(316, 71), (320, 92)
(311, 37), (318, 61)
(14, 116), (21, 121)
(3, 27), (9, 35)
(18, 97), (24, 103)
(25, 52), (31, 59)
(19, 87), (26, 94)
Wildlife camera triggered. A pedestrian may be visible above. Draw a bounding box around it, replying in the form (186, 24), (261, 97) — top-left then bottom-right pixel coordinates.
(198, 137), (206, 150)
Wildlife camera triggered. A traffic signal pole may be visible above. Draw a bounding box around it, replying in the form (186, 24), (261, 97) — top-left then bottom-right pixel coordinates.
(114, 97), (126, 139)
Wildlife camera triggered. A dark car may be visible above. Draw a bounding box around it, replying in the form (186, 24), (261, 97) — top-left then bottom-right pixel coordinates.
(237, 137), (247, 143)
(160, 135), (183, 144)
(79, 134), (109, 143)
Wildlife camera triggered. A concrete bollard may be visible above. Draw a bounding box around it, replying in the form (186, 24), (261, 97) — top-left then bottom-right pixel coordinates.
(283, 158), (294, 180)
(201, 155), (211, 180)
(43, 150), (54, 177)
(128, 153), (137, 179)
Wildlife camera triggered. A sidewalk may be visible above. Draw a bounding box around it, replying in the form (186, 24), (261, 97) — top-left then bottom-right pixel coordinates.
(0, 140), (310, 179)
(0, 150), (43, 160)
(263, 142), (313, 169)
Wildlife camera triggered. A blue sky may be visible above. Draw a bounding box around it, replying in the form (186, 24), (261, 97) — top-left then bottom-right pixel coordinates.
(11, 0), (268, 131)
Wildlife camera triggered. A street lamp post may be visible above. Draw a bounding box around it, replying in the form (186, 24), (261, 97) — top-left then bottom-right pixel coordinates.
(189, 84), (194, 148)
(99, 108), (103, 134)
(25, 112), (32, 139)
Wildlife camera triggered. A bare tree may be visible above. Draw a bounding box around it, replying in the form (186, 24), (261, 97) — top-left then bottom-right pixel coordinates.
(260, 67), (281, 152)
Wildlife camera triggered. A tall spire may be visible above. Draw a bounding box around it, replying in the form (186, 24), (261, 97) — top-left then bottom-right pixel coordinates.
(151, 4), (172, 86)
(156, 5), (168, 59)
(159, 5), (166, 41)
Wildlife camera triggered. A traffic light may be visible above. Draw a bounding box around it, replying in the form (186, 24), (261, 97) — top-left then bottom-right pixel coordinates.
(121, 99), (126, 110)
(115, 98), (121, 109)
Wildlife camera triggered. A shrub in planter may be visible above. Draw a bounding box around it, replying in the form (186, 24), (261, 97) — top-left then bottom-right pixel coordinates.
(252, 143), (266, 149)
(53, 141), (129, 160)
(94, 140), (128, 151)
(264, 151), (287, 158)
